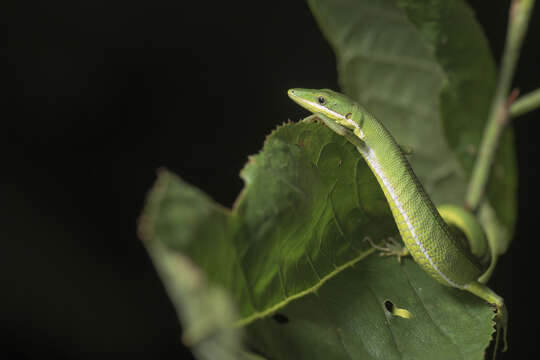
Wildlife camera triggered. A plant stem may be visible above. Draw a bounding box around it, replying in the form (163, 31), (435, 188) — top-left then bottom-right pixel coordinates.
(465, 0), (535, 212)
(510, 87), (540, 117)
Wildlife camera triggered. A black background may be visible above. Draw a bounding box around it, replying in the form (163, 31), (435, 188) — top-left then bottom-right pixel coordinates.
(2, 1), (539, 359)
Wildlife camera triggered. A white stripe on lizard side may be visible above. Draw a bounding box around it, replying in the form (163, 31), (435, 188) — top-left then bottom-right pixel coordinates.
(361, 147), (462, 289)
(293, 97), (365, 138)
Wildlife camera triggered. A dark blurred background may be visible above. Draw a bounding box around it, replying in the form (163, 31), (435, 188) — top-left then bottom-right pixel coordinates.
(1, 1), (539, 359)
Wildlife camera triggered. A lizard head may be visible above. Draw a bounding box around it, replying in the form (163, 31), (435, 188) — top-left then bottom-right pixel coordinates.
(287, 88), (363, 138)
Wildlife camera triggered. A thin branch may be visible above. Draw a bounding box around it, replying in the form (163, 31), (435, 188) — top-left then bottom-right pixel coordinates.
(510, 87), (540, 117)
(465, 0), (535, 211)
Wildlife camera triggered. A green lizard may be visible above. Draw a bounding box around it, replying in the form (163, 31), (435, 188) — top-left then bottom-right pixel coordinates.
(288, 88), (507, 353)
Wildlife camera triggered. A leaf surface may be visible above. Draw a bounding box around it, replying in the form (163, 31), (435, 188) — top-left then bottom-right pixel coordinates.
(248, 256), (494, 360)
(308, 0), (516, 253)
(141, 122), (395, 325)
(140, 0), (517, 358)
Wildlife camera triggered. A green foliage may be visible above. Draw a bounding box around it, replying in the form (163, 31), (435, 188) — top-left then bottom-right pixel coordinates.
(139, 0), (517, 358)
(141, 123), (396, 324)
(143, 243), (243, 360)
(249, 255), (493, 360)
(308, 0), (516, 252)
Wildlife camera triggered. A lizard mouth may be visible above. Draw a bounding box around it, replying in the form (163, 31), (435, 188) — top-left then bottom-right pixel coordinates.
(287, 88), (348, 124)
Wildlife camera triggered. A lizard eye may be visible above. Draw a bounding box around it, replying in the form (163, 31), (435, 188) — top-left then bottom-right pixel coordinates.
(317, 96), (326, 105)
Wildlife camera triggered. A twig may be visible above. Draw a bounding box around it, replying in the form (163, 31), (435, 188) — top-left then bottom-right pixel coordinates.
(510, 87), (540, 117)
(465, 0), (535, 212)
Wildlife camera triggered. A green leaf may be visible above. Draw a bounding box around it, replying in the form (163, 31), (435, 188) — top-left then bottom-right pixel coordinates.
(139, 0), (515, 358)
(143, 242), (244, 360)
(308, 0), (517, 254)
(140, 122), (396, 326)
(248, 256), (494, 360)
(141, 122), (497, 359)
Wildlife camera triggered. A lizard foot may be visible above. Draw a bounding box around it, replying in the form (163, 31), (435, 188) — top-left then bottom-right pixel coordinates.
(364, 236), (409, 263)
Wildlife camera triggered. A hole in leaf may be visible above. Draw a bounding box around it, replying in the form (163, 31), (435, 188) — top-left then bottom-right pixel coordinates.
(384, 300), (412, 319)
(272, 313), (289, 324)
